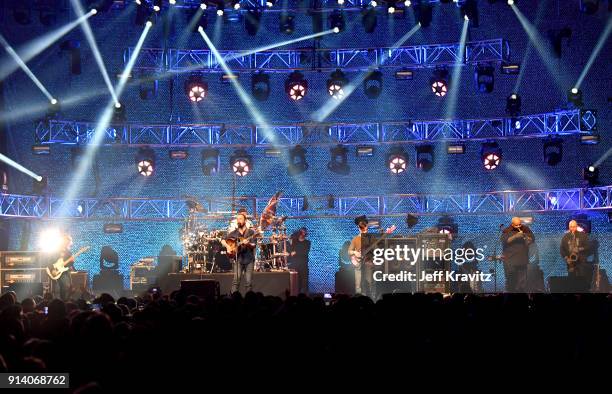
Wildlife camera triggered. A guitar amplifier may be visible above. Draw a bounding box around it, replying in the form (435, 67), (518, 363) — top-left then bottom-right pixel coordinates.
(70, 271), (89, 291)
(1, 251), (41, 268)
(1, 268), (47, 296)
(1, 269), (42, 284)
(416, 233), (452, 293)
(130, 264), (157, 291)
(383, 237), (417, 274)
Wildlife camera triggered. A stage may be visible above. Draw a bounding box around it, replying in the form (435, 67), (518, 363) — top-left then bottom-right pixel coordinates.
(158, 271), (299, 297)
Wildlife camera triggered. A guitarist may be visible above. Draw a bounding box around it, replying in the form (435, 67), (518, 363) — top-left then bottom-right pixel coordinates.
(226, 212), (257, 294)
(560, 220), (591, 291)
(52, 233), (75, 300)
(348, 215), (374, 298)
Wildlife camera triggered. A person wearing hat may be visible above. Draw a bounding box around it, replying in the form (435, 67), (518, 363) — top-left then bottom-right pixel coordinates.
(348, 215), (374, 298)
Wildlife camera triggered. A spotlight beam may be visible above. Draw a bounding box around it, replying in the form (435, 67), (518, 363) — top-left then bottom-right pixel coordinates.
(115, 22), (153, 99)
(513, 0), (546, 93)
(510, 3), (567, 91)
(444, 18), (469, 120)
(312, 23), (421, 122)
(575, 15), (612, 89)
(60, 23), (153, 212)
(0, 10), (96, 81)
(593, 148), (612, 168)
(70, 0), (119, 105)
(0, 87), (113, 123)
(0, 35), (56, 102)
(0, 153), (42, 182)
(198, 27), (277, 144)
(233, 29), (337, 60)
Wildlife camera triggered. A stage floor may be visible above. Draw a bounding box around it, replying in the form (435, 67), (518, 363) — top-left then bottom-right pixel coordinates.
(159, 271), (299, 297)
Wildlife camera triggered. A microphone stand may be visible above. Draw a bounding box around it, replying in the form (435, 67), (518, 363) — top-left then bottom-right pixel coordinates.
(490, 224), (505, 293)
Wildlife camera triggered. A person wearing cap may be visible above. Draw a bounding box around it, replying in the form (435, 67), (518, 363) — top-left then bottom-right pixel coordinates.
(348, 215), (375, 298)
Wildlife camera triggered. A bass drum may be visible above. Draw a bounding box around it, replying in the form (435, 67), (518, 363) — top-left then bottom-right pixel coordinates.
(206, 239), (231, 271)
(259, 242), (275, 261)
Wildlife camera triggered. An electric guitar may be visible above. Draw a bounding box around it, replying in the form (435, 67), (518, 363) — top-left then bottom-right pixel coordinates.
(46, 246), (91, 280)
(350, 225), (397, 267)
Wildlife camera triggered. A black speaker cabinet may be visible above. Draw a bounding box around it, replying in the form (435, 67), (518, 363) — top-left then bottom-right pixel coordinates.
(548, 276), (590, 293)
(180, 279), (220, 300)
(8, 282), (43, 301)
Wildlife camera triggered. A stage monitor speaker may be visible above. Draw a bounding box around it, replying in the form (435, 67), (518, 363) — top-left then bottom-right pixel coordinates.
(92, 269), (124, 298)
(334, 268), (355, 295)
(548, 276), (590, 293)
(70, 271), (89, 292)
(8, 282), (43, 301)
(180, 279), (220, 300)
(157, 256), (182, 276)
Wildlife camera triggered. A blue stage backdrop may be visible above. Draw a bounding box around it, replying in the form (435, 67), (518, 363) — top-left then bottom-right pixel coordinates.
(1, 1), (610, 292)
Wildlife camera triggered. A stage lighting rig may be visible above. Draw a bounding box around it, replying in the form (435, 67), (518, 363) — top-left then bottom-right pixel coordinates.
(135, 2), (152, 26)
(430, 68), (449, 97)
(327, 69), (348, 100)
(387, 147), (408, 174)
(230, 150), (252, 176)
(413, 1), (432, 27)
(153, 0), (162, 12)
(416, 144), (434, 171)
(364, 70), (383, 99)
(285, 71), (308, 101)
(362, 7), (377, 33)
(328, 145), (350, 175)
(543, 137), (563, 166)
(135, 147), (155, 177)
(245, 8), (262, 35)
(329, 10), (345, 32)
(12, 2), (32, 25)
(112, 103), (126, 123)
(185, 74), (208, 103)
(288, 145), (309, 176)
(252, 72), (271, 101)
(505, 93), (521, 116)
(481, 141), (502, 170)
(583, 165), (599, 186)
(567, 87), (584, 108)
(475, 65), (494, 93)
(280, 13), (295, 34)
(460, 0), (479, 27)
(202, 149), (221, 176)
(437, 216), (458, 238)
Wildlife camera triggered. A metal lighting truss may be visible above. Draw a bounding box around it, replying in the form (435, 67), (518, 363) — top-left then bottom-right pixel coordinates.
(127, 38), (509, 73)
(112, 1), (480, 14)
(2, 186), (610, 220)
(35, 109), (597, 147)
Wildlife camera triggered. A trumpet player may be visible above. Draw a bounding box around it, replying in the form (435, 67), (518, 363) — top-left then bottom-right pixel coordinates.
(560, 220), (592, 291)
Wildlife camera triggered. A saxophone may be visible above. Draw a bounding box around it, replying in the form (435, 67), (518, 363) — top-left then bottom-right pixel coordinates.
(567, 234), (579, 271)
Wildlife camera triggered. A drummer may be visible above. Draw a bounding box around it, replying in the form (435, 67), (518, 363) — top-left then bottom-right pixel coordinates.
(227, 207), (254, 232)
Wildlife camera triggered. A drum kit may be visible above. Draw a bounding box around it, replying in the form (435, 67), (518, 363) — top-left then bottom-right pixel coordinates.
(181, 198), (291, 274)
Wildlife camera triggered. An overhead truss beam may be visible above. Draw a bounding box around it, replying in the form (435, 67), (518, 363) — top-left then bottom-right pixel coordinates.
(35, 109), (598, 147)
(2, 185), (610, 220)
(127, 39), (510, 73)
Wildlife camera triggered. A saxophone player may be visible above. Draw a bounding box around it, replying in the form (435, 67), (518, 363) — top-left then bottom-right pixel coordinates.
(560, 220), (592, 291)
